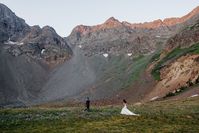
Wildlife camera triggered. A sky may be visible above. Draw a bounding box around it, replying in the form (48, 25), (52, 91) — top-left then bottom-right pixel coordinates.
(0, 0), (199, 37)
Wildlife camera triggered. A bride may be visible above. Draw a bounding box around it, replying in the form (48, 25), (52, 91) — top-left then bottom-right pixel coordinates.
(121, 99), (139, 116)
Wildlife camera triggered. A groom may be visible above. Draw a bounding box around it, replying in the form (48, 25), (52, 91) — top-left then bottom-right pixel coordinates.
(85, 97), (90, 111)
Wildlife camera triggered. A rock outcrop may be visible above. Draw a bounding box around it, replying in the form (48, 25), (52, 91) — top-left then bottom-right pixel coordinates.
(67, 17), (160, 57)
(0, 3), (72, 65)
(1, 3), (199, 107)
(165, 21), (199, 52)
(0, 3), (30, 42)
(20, 25), (72, 66)
(130, 6), (199, 29)
(148, 54), (199, 100)
(0, 3), (72, 107)
(148, 11), (199, 100)
(67, 6), (199, 57)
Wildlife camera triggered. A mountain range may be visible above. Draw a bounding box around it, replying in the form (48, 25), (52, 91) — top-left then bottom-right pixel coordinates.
(0, 3), (199, 107)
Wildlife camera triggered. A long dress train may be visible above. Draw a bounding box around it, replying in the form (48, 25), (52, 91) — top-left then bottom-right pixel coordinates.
(120, 104), (139, 116)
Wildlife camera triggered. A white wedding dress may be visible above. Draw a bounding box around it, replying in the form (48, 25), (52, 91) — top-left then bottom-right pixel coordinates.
(120, 104), (139, 116)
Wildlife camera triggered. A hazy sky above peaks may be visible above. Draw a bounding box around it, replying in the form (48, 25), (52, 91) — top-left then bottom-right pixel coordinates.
(1, 0), (199, 36)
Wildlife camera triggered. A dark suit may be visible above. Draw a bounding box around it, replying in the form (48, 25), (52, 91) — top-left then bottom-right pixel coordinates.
(86, 99), (90, 111)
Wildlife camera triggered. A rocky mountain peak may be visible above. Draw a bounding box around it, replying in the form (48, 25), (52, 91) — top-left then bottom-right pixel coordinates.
(0, 3), (72, 66)
(71, 17), (122, 36)
(103, 17), (122, 28)
(42, 26), (56, 32)
(105, 17), (120, 24)
(41, 26), (60, 37)
(0, 3), (30, 42)
(0, 3), (15, 18)
(72, 25), (91, 35)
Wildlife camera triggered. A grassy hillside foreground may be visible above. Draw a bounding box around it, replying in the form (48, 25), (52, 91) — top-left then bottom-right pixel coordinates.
(0, 98), (199, 133)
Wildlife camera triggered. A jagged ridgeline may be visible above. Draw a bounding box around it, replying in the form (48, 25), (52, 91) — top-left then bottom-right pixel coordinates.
(1, 3), (199, 107)
(0, 3), (72, 107)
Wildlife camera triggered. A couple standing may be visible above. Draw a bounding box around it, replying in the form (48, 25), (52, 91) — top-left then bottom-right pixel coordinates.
(85, 97), (139, 116)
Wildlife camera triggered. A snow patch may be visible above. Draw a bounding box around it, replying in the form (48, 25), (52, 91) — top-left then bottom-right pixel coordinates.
(127, 53), (132, 56)
(156, 35), (161, 38)
(150, 96), (159, 101)
(189, 94), (198, 98)
(4, 40), (18, 45)
(78, 45), (82, 48)
(19, 42), (24, 45)
(176, 89), (180, 92)
(4, 38), (24, 46)
(41, 49), (46, 54)
(103, 53), (108, 58)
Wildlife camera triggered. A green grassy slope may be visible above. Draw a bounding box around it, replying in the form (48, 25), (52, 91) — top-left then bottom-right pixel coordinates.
(151, 42), (199, 80)
(79, 54), (152, 100)
(1, 97), (199, 133)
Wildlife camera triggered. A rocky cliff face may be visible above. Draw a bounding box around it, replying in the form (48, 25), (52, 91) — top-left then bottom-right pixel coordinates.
(0, 4), (72, 66)
(0, 45), (48, 107)
(67, 17), (165, 57)
(148, 54), (199, 100)
(20, 25), (72, 66)
(0, 3), (72, 107)
(165, 20), (199, 52)
(0, 3), (30, 42)
(1, 3), (199, 107)
(148, 13), (199, 100)
(67, 6), (199, 57)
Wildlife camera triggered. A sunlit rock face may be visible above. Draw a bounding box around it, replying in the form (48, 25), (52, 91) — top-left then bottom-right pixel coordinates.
(1, 3), (199, 107)
(148, 54), (199, 100)
(67, 6), (199, 58)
